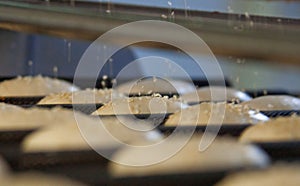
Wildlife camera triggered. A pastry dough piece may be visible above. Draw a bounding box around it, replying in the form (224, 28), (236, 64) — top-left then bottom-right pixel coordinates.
(240, 116), (300, 142)
(181, 86), (252, 103)
(1, 172), (86, 186)
(0, 75), (79, 96)
(109, 134), (269, 177)
(116, 78), (195, 95)
(241, 95), (300, 111)
(92, 96), (188, 115)
(22, 116), (163, 153)
(165, 102), (268, 126)
(0, 104), (79, 131)
(215, 164), (300, 186)
(0, 156), (9, 178)
(37, 88), (123, 104)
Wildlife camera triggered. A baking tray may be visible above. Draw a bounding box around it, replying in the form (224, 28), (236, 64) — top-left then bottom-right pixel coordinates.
(97, 114), (250, 137)
(158, 124), (251, 137)
(0, 76), (113, 89)
(0, 96), (44, 105)
(254, 141), (300, 162)
(128, 93), (180, 98)
(98, 114), (251, 137)
(21, 148), (116, 185)
(260, 110), (300, 118)
(34, 103), (103, 115)
(95, 113), (171, 120)
(244, 90), (294, 98)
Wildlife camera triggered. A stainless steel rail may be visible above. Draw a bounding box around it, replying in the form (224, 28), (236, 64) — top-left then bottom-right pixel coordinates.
(0, 0), (299, 64)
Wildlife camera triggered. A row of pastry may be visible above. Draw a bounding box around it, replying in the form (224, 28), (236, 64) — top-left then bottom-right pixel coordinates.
(0, 76), (300, 185)
(0, 102), (300, 185)
(1, 76), (300, 110)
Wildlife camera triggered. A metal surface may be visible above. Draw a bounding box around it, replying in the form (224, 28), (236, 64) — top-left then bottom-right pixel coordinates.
(0, 0), (299, 64)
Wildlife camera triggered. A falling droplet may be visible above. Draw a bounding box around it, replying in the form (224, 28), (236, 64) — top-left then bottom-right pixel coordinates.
(183, 0), (188, 18)
(106, 0), (111, 14)
(53, 66), (58, 78)
(250, 21), (254, 27)
(161, 14), (167, 19)
(108, 58), (113, 78)
(227, 6), (233, 13)
(28, 60), (33, 66)
(244, 12), (250, 19)
(67, 41), (72, 63)
(28, 60), (33, 75)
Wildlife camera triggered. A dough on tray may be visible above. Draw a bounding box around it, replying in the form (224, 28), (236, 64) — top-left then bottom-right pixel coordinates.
(92, 95), (188, 115)
(37, 88), (123, 104)
(181, 86), (252, 103)
(165, 102), (268, 126)
(116, 78), (195, 95)
(22, 115), (163, 153)
(240, 115), (300, 142)
(215, 164), (300, 186)
(241, 95), (300, 111)
(109, 134), (269, 177)
(0, 75), (79, 96)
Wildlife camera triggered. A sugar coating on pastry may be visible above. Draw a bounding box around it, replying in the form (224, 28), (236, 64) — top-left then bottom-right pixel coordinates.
(240, 116), (300, 142)
(0, 75), (79, 96)
(1, 172), (86, 186)
(241, 95), (300, 111)
(165, 102), (268, 126)
(116, 78), (195, 95)
(0, 104), (79, 131)
(92, 95), (188, 115)
(215, 164), (300, 186)
(22, 116), (163, 153)
(37, 88), (123, 104)
(181, 86), (252, 103)
(109, 134), (269, 177)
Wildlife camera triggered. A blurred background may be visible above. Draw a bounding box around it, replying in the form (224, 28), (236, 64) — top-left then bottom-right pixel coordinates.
(0, 0), (299, 92)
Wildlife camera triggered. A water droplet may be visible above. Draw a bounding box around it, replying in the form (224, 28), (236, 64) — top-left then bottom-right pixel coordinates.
(244, 12), (250, 19)
(161, 14), (167, 19)
(53, 66), (58, 77)
(183, 0), (189, 18)
(227, 6), (233, 13)
(250, 21), (254, 27)
(28, 60), (33, 66)
(67, 41), (72, 63)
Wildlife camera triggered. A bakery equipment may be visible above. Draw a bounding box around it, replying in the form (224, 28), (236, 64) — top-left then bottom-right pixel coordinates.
(0, 0), (299, 64)
(0, 0), (299, 185)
